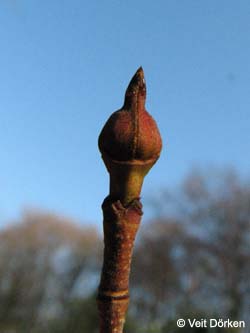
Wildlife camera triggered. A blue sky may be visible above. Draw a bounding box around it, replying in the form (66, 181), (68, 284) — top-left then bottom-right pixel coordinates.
(0, 0), (250, 227)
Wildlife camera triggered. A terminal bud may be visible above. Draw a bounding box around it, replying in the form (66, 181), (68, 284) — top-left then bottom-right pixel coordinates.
(98, 67), (162, 205)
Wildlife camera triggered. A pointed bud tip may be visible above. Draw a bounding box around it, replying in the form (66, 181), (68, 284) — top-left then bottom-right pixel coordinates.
(133, 66), (145, 83)
(125, 67), (146, 100)
(136, 66), (144, 76)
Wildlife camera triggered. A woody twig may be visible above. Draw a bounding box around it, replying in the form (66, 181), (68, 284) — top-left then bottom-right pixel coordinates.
(97, 67), (162, 333)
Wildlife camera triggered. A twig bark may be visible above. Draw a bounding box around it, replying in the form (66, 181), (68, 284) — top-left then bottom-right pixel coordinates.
(97, 67), (162, 333)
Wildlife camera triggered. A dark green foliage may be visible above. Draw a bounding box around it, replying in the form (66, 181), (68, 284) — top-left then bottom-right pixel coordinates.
(50, 296), (98, 333)
(49, 295), (138, 333)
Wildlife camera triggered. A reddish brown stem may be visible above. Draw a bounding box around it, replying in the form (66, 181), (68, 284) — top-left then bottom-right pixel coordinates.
(97, 197), (142, 333)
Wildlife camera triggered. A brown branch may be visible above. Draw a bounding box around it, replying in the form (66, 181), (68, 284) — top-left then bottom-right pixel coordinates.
(97, 67), (162, 333)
